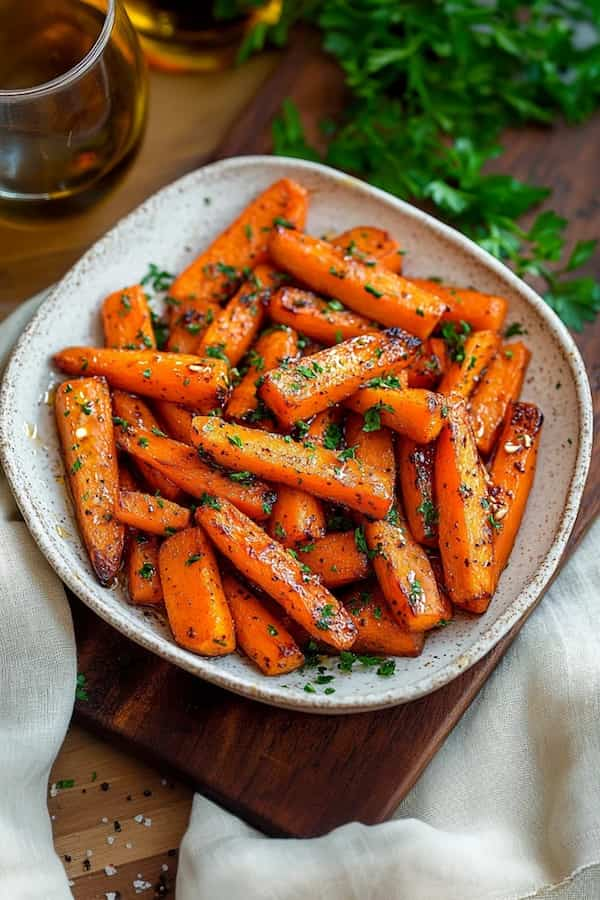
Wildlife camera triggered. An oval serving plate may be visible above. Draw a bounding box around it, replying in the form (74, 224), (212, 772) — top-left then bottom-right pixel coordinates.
(0, 156), (592, 713)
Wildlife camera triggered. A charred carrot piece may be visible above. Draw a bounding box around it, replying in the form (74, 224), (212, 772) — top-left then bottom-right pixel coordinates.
(54, 347), (230, 409)
(259, 330), (420, 428)
(159, 527), (235, 656)
(435, 398), (495, 612)
(55, 378), (124, 585)
(116, 490), (191, 535)
(102, 285), (156, 351)
(269, 227), (444, 339)
(331, 226), (403, 273)
(299, 532), (369, 588)
(470, 342), (531, 456)
(489, 402), (543, 588)
(195, 497), (356, 649)
(413, 280), (508, 332)
(192, 417), (393, 519)
(268, 485), (326, 548)
(397, 438), (438, 547)
(438, 330), (500, 398)
(222, 573), (305, 675)
(225, 325), (299, 425)
(345, 384), (446, 443)
(127, 533), (163, 605)
(153, 401), (198, 445)
(268, 286), (375, 345)
(343, 584), (426, 656)
(345, 411), (396, 501)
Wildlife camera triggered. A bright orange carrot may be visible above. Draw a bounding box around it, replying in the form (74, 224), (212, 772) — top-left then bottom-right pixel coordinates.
(269, 227), (444, 338)
(268, 486), (326, 548)
(159, 527), (235, 656)
(221, 573), (305, 675)
(166, 304), (219, 355)
(412, 280), (508, 332)
(268, 286), (375, 345)
(331, 226), (403, 273)
(470, 342), (530, 455)
(299, 532), (369, 588)
(192, 417), (393, 518)
(116, 490), (191, 535)
(259, 330), (419, 428)
(225, 325), (299, 425)
(405, 338), (448, 388)
(343, 584), (426, 656)
(305, 407), (344, 445)
(438, 330), (500, 398)
(153, 400), (197, 445)
(345, 384), (446, 443)
(195, 496), (356, 649)
(102, 284), (155, 351)
(55, 378), (124, 585)
(435, 398), (494, 612)
(54, 347), (230, 409)
(127, 533), (163, 605)
(345, 411), (396, 500)
(397, 438), (438, 546)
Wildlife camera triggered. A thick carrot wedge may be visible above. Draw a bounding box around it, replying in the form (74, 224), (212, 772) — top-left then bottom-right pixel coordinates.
(221, 573), (305, 675)
(102, 284), (155, 350)
(153, 400), (197, 445)
(116, 490), (190, 534)
(225, 325), (299, 425)
(343, 584), (426, 656)
(489, 402), (543, 587)
(55, 377), (124, 585)
(268, 485), (326, 548)
(195, 497), (356, 649)
(268, 286), (375, 345)
(269, 227), (444, 338)
(470, 342), (531, 455)
(438, 330), (500, 397)
(405, 338), (448, 388)
(345, 411), (396, 500)
(115, 422), (275, 520)
(127, 533), (163, 605)
(159, 527), (235, 656)
(397, 438), (438, 546)
(259, 330), (419, 428)
(299, 532), (369, 588)
(345, 385), (446, 443)
(192, 417), (393, 518)
(54, 347), (230, 409)
(435, 398), (494, 612)
(331, 226), (403, 273)
(412, 280), (508, 332)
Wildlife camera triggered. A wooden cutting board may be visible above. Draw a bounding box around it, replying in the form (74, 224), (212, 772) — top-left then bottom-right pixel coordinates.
(73, 28), (600, 839)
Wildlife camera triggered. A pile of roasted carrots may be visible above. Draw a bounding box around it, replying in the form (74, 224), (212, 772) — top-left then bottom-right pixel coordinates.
(53, 178), (542, 678)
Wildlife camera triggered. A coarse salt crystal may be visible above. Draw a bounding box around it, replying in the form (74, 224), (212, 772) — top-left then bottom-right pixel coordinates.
(85, 849), (93, 858)
(125, 842), (133, 849)
(49, 783), (58, 798)
(104, 865), (118, 876)
(143, 817), (152, 827)
(133, 879), (152, 893)
(133, 813), (144, 823)
(161, 863), (169, 872)
(101, 816), (109, 824)
(107, 836), (115, 845)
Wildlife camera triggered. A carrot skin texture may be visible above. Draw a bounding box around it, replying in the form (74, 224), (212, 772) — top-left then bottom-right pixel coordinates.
(159, 527), (235, 656)
(435, 398), (495, 612)
(116, 490), (191, 535)
(54, 377), (124, 585)
(268, 286), (375, 345)
(345, 386), (446, 443)
(397, 438), (438, 547)
(345, 411), (396, 501)
(299, 532), (369, 588)
(470, 342), (531, 456)
(268, 485), (326, 547)
(412, 280), (508, 333)
(195, 498), (357, 649)
(167, 304), (219, 355)
(225, 326), (299, 425)
(54, 347), (230, 408)
(102, 284), (156, 350)
(192, 417), (393, 518)
(343, 584), (425, 656)
(269, 227), (444, 339)
(331, 226), (403, 273)
(153, 400), (198, 445)
(127, 534), (163, 605)
(222, 573), (305, 675)
(438, 330), (500, 398)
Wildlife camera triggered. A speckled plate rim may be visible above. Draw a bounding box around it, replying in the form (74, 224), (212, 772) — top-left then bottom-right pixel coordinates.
(0, 155), (593, 714)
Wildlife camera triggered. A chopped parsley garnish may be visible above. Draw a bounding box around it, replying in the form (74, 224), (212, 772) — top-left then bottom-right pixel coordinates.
(365, 373), (402, 389)
(337, 445), (357, 462)
(488, 513), (504, 531)
(323, 422), (343, 450)
(417, 499), (439, 535)
(205, 344), (229, 362)
(141, 263), (174, 293)
(227, 434), (244, 448)
(274, 522), (286, 539)
(364, 284), (383, 298)
(267, 624), (279, 637)
(185, 555), (201, 566)
(138, 563), (155, 580)
(142, 368), (152, 379)
(362, 401), (394, 432)
(504, 322), (526, 338)
(273, 216), (295, 229)
(441, 320), (472, 362)
(70, 458), (83, 474)
(75, 673), (88, 701)
(199, 493), (221, 509)
(315, 603), (335, 631)
(354, 526), (369, 555)
(229, 470), (254, 484)
(138, 437), (149, 448)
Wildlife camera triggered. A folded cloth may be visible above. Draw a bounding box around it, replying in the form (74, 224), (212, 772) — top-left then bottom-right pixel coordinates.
(0, 295), (598, 900)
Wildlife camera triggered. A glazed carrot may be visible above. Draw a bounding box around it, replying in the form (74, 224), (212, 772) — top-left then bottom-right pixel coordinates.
(438, 330), (500, 398)
(225, 325), (299, 425)
(269, 227), (444, 339)
(405, 339), (448, 388)
(114, 422), (275, 520)
(54, 347), (230, 409)
(55, 378), (124, 585)
(127, 533), (163, 605)
(221, 573), (305, 675)
(429, 337), (450, 377)
(397, 438), (438, 546)
(331, 226), (403, 273)
(345, 410), (395, 495)
(435, 398), (494, 612)
(343, 584), (426, 656)
(268, 486), (326, 547)
(159, 527), (235, 656)
(412, 280), (508, 332)
(299, 532), (369, 588)
(102, 284), (155, 350)
(116, 490), (191, 535)
(470, 342), (531, 455)
(259, 330), (420, 428)
(166, 304), (219, 355)
(489, 402), (543, 587)
(268, 286), (375, 345)
(305, 407), (344, 445)
(345, 385), (446, 443)
(153, 401), (197, 445)
(195, 497), (356, 649)
(192, 417), (393, 518)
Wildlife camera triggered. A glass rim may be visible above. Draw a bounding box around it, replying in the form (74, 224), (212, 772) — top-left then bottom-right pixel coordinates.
(0, 0), (116, 99)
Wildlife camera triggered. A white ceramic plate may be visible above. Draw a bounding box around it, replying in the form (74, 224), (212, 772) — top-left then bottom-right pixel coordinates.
(0, 156), (592, 713)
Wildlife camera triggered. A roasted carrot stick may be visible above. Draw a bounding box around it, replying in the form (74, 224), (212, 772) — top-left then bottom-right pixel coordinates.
(221, 573), (305, 675)
(331, 226), (403, 273)
(116, 490), (191, 535)
(345, 411), (396, 500)
(470, 342), (531, 456)
(55, 377), (124, 585)
(343, 584), (426, 656)
(153, 400), (197, 445)
(127, 533), (163, 605)
(345, 384), (446, 443)
(225, 325), (299, 425)
(54, 347), (230, 409)
(412, 280), (508, 332)
(299, 532), (369, 588)
(269, 227), (445, 339)
(405, 338), (448, 388)
(192, 417), (393, 518)
(305, 407), (344, 445)
(102, 284), (156, 351)
(159, 527), (235, 655)
(259, 330), (420, 428)
(438, 330), (500, 398)
(268, 485), (326, 547)
(435, 398), (495, 612)
(489, 402), (543, 588)
(268, 286), (375, 345)
(397, 438), (438, 547)
(166, 304), (219, 355)
(195, 496), (356, 649)
(114, 422), (275, 520)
